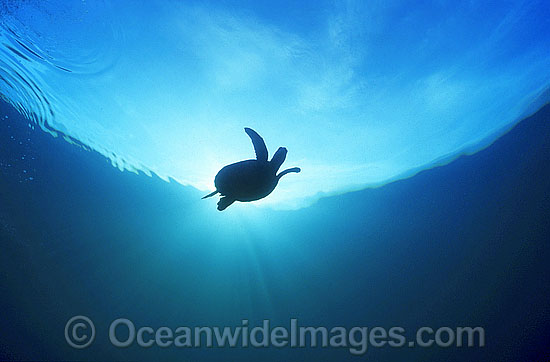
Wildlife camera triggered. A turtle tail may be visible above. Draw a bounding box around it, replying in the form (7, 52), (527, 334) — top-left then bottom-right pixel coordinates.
(202, 190), (219, 199)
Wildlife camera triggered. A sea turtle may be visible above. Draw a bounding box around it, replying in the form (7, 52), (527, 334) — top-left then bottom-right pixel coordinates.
(202, 127), (301, 211)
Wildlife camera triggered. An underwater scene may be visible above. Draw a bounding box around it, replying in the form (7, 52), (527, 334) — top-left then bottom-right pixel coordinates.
(1, 1), (550, 361)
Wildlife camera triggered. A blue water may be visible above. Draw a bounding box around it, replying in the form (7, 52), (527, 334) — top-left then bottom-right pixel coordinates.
(1, 0), (550, 208)
(2, 100), (550, 361)
(1, 1), (550, 361)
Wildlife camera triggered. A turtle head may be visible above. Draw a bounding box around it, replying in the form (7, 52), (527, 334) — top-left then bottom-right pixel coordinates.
(270, 147), (287, 173)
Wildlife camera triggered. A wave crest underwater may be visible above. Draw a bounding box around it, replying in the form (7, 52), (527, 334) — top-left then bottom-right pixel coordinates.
(1, 0), (549, 209)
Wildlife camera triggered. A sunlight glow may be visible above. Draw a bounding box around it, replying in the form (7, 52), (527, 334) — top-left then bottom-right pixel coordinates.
(1, 0), (549, 208)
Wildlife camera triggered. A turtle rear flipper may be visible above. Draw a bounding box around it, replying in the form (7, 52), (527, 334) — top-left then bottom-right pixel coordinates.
(217, 196), (235, 211)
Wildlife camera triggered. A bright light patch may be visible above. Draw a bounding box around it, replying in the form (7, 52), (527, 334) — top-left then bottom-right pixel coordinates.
(0, 0), (549, 209)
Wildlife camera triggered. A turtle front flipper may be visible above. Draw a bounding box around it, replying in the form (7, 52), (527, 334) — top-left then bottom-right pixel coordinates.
(217, 196), (236, 211)
(245, 127), (268, 162)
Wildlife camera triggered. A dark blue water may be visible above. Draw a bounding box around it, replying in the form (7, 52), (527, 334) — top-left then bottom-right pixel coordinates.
(1, 98), (549, 361)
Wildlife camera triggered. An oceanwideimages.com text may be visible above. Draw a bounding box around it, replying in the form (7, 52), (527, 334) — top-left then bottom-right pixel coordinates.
(65, 316), (485, 355)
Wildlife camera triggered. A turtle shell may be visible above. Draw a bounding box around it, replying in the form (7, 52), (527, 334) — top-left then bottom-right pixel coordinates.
(215, 160), (277, 201)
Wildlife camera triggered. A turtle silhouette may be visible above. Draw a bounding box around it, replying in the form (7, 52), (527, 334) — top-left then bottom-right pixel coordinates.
(202, 127), (301, 211)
